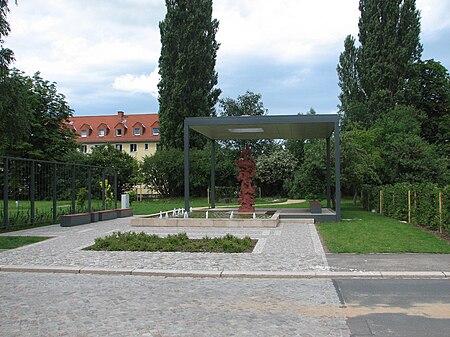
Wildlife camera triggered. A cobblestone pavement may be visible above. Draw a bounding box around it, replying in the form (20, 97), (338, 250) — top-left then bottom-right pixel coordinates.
(0, 218), (328, 272)
(0, 272), (350, 337)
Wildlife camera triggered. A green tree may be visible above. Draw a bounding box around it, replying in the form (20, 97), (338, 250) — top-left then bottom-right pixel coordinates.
(373, 106), (448, 185)
(158, 0), (221, 149)
(86, 144), (139, 195)
(340, 130), (380, 203)
(0, 70), (32, 154)
(404, 59), (450, 153)
(338, 0), (422, 128)
(141, 148), (184, 197)
(218, 91), (276, 156)
(256, 149), (298, 196)
(4, 71), (78, 160)
(286, 140), (327, 199)
(0, 0), (16, 75)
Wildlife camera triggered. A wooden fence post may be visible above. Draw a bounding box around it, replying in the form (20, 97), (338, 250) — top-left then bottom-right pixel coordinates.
(380, 190), (383, 214)
(408, 190), (411, 224)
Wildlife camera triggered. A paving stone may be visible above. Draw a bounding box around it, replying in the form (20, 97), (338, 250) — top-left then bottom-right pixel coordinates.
(0, 272), (350, 337)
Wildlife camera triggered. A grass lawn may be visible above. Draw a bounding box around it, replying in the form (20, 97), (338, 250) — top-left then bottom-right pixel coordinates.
(317, 200), (450, 254)
(85, 232), (256, 253)
(0, 236), (50, 249)
(131, 197), (290, 215)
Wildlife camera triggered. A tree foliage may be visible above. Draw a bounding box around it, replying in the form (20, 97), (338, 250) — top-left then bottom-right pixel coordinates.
(1, 71), (78, 160)
(219, 91), (277, 156)
(86, 144), (139, 195)
(158, 0), (221, 149)
(256, 148), (298, 196)
(0, 0), (16, 75)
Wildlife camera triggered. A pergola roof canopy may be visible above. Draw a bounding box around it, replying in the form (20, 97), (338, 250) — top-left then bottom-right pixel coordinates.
(186, 114), (338, 140)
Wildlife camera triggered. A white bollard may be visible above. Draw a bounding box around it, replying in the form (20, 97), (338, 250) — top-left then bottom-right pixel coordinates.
(206, 211), (209, 219)
(230, 211), (234, 219)
(172, 208), (176, 216)
(159, 211), (163, 219)
(190, 207), (193, 212)
(253, 212), (256, 219)
(184, 211), (188, 219)
(165, 211), (169, 218)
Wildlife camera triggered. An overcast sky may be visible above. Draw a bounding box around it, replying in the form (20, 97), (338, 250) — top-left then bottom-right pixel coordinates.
(4, 0), (450, 116)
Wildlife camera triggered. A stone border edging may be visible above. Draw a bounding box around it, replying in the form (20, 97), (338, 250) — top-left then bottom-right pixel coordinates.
(0, 265), (448, 279)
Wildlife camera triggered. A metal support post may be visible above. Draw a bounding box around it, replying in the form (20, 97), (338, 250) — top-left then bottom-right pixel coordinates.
(3, 158), (9, 228)
(334, 122), (341, 221)
(102, 171), (106, 210)
(52, 163), (57, 223)
(31, 161), (36, 226)
(88, 168), (92, 212)
(114, 171), (118, 209)
(210, 140), (216, 209)
(184, 121), (190, 211)
(326, 137), (331, 208)
(71, 165), (76, 213)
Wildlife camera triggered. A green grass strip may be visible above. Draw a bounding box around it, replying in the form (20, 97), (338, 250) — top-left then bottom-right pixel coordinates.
(86, 232), (256, 253)
(317, 200), (450, 253)
(0, 236), (50, 249)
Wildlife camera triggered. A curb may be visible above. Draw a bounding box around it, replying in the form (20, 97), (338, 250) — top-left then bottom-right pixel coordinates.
(0, 265), (449, 279)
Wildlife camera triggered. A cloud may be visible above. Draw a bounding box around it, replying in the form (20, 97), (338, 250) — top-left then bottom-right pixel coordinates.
(113, 68), (160, 98)
(214, 0), (360, 63)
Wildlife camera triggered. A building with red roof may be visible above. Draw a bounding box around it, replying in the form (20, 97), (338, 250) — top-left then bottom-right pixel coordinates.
(68, 111), (160, 161)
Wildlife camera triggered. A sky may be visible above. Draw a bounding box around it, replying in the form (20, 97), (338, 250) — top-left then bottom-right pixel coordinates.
(4, 0), (450, 117)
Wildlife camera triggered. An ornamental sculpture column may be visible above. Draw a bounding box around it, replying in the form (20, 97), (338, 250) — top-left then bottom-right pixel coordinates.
(236, 145), (256, 212)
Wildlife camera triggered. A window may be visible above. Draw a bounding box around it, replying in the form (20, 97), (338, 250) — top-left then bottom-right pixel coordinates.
(81, 130), (87, 138)
(144, 143), (149, 150)
(153, 128), (159, 136)
(116, 128), (122, 136)
(82, 145), (88, 153)
(115, 144), (122, 151)
(130, 144), (137, 152)
(134, 127), (141, 136)
(99, 129), (105, 137)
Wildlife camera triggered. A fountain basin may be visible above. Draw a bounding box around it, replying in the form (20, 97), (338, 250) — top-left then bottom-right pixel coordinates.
(131, 210), (280, 228)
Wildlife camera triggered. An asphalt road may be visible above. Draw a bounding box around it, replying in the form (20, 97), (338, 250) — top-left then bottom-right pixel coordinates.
(334, 279), (450, 337)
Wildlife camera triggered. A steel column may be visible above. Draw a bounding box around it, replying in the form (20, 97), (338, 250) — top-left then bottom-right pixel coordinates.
(210, 140), (216, 209)
(3, 158), (9, 228)
(184, 121), (190, 211)
(31, 161), (36, 225)
(334, 122), (341, 221)
(326, 137), (331, 208)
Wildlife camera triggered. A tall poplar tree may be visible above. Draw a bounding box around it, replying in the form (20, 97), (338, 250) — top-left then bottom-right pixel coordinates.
(158, 0), (221, 149)
(337, 0), (422, 128)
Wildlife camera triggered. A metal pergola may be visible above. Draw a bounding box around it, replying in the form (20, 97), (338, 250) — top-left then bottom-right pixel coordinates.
(183, 114), (341, 221)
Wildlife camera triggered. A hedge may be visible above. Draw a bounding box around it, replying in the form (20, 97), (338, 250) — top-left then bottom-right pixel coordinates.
(362, 183), (449, 234)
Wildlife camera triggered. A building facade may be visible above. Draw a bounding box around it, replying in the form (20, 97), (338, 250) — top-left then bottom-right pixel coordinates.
(68, 111), (160, 161)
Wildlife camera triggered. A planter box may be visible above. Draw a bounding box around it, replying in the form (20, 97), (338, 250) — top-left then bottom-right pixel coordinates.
(90, 212), (100, 223)
(60, 213), (92, 227)
(97, 210), (118, 221)
(117, 208), (133, 218)
(309, 201), (322, 214)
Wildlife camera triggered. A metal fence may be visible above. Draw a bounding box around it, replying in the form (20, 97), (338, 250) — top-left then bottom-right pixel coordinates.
(1, 157), (118, 230)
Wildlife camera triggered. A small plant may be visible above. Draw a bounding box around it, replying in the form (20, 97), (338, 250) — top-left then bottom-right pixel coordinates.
(86, 232), (256, 253)
(99, 179), (114, 209)
(76, 188), (89, 212)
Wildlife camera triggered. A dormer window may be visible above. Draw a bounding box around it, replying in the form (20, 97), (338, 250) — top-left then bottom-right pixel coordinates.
(134, 127), (141, 136)
(81, 130), (87, 138)
(99, 129), (105, 137)
(153, 127), (159, 136)
(116, 128), (122, 137)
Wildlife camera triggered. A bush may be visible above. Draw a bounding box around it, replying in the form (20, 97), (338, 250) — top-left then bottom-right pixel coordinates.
(362, 183), (449, 234)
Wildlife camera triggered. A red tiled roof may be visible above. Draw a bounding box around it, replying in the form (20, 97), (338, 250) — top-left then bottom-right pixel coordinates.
(68, 112), (160, 144)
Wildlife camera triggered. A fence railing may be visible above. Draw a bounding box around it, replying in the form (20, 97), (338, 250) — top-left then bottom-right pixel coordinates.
(1, 157), (118, 230)
(361, 183), (449, 235)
